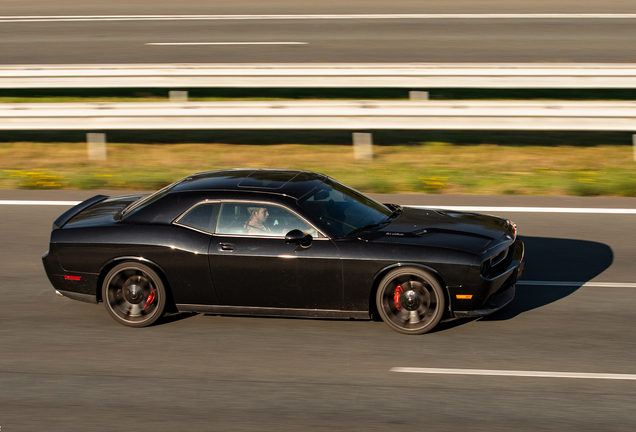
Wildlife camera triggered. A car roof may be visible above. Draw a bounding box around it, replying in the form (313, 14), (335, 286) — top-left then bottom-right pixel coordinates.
(170, 169), (327, 199)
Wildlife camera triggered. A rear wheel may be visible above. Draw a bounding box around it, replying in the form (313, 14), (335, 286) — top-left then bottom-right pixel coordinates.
(102, 262), (166, 328)
(376, 268), (445, 335)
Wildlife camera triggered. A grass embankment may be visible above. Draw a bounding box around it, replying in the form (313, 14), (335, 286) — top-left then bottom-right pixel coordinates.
(1, 142), (635, 196)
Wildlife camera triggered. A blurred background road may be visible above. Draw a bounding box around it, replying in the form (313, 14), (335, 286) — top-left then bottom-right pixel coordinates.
(4, 0), (636, 14)
(2, 1), (636, 64)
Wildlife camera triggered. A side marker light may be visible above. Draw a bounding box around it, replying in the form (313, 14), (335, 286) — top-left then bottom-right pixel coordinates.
(64, 275), (82, 281)
(456, 295), (473, 299)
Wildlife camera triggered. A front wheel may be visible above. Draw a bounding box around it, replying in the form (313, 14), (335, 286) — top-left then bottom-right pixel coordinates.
(376, 268), (445, 335)
(102, 262), (167, 328)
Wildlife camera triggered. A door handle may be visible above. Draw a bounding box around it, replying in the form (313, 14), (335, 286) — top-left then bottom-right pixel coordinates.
(217, 242), (235, 252)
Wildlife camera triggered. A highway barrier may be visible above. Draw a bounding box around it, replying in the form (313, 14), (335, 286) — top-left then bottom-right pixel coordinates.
(2, 63), (636, 89)
(1, 100), (635, 131)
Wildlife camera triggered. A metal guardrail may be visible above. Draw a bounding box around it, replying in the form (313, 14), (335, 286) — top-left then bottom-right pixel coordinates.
(1, 100), (635, 131)
(2, 63), (636, 89)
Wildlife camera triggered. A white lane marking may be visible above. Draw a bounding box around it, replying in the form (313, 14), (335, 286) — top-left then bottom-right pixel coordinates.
(0, 200), (80, 206)
(390, 367), (636, 380)
(2, 14), (636, 23)
(146, 42), (307, 46)
(518, 281), (636, 288)
(411, 206), (636, 214)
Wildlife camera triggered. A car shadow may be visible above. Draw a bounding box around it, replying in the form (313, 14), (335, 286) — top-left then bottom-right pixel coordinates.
(481, 235), (613, 321)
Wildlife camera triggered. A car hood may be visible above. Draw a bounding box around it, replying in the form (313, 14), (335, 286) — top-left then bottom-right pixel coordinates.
(360, 206), (511, 253)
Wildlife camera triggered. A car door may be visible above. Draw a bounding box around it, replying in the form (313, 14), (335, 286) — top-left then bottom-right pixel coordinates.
(208, 201), (343, 310)
(171, 200), (221, 305)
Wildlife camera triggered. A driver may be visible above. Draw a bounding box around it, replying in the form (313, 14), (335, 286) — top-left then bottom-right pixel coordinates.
(244, 206), (271, 234)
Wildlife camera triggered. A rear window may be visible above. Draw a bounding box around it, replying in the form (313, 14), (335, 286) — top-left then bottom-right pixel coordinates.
(120, 178), (186, 218)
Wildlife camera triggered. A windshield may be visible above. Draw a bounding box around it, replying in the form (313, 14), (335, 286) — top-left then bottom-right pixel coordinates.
(298, 178), (392, 237)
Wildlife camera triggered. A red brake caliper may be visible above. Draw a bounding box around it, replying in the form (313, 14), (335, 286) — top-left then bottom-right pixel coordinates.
(394, 285), (403, 311)
(143, 290), (156, 310)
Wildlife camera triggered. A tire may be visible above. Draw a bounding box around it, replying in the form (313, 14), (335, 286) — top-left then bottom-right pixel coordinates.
(102, 262), (167, 328)
(376, 267), (445, 335)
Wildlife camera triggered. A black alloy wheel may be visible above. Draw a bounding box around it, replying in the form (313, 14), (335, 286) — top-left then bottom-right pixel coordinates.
(102, 262), (167, 328)
(376, 268), (445, 335)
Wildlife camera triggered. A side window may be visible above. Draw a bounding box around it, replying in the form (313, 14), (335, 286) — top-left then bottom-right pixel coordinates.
(176, 203), (217, 233)
(216, 202), (319, 237)
(216, 203), (250, 235)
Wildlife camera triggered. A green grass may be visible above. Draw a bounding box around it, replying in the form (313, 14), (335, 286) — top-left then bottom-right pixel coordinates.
(2, 142), (636, 196)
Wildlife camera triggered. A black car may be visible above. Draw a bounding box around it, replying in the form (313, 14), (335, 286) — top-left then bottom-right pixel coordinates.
(43, 169), (524, 335)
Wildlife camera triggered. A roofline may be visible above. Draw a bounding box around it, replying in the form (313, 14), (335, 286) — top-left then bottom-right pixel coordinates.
(169, 168), (330, 199)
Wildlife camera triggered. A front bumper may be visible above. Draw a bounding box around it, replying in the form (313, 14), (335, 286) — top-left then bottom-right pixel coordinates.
(453, 283), (515, 318)
(450, 239), (524, 318)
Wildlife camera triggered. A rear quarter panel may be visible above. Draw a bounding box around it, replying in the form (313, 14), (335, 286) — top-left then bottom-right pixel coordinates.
(51, 223), (217, 305)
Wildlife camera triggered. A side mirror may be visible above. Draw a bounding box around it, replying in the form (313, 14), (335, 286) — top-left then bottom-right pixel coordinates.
(285, 229), (312, 248)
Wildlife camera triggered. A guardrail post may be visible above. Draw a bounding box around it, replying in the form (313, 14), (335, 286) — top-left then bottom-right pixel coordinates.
(633, 134), (636, 161)
(87, 133), (107, 161)
(169, 91), (188, 102)
(409, 91), (429, 101)
(353, 133), (373, 161)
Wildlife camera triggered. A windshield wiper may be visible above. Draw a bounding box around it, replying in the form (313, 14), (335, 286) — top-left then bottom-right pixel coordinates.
(345, 219), (392, 238)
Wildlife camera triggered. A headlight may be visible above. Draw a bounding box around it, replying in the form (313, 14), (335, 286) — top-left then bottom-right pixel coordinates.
(509, 220), (517, 240)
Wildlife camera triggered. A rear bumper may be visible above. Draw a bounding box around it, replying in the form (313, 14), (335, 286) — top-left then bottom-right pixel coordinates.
(43, 249), (99, 302)
(55, 289), (98, 304)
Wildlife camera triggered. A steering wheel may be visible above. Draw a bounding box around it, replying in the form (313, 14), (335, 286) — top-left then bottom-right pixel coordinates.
(318, 200), (335, 222)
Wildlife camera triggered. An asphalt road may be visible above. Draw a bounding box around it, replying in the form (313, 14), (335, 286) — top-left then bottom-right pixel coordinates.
(1, 190), (635, 431)
(4, 0), (636, 15)
(2, 1), (636, 64)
